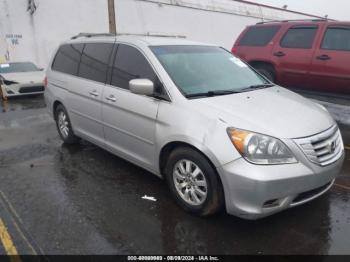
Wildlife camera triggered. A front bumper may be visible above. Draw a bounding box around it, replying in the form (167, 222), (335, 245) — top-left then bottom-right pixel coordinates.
(217, 151), (345, 220)
(1, 84), (44, 98)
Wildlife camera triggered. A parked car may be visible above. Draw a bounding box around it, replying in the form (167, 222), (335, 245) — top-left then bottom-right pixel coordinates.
(0, 61), (45, 99)
(232, 19), (350, 94)
(45, 34), (344, 219)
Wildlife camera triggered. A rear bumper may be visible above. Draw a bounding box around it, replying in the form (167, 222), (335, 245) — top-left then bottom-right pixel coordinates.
(217, 152), (345, 220)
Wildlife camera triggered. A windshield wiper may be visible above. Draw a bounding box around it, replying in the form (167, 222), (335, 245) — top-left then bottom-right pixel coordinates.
(239, 83), (275, 92)
(185, 89), (241, 98)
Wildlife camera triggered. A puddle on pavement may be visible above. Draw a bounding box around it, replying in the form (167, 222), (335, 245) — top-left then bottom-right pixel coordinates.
(1, 95), (46, 113)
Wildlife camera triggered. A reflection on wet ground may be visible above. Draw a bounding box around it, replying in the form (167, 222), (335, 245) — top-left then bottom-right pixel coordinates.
(0, 96), (349, 254)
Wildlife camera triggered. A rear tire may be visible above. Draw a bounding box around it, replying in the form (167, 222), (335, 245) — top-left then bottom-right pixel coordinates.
(54, 104), (79, 144)
(164, 147), (224, 216)
(254, 65), (276, 82)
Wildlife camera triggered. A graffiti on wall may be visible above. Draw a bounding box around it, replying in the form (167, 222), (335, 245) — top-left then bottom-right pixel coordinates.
(6, 34), (22, 45)
(27, 0), (37, 15)
(0, 34), (23, 62)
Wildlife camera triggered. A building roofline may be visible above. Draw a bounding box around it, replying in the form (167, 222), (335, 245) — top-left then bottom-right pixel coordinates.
(233, 0), (326, 19)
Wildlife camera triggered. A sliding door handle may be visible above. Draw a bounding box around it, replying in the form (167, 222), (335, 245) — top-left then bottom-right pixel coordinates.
(106, 95), (117, 102)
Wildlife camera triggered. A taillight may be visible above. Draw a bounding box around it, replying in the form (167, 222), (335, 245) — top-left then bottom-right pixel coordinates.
(231, 47), (238, 55)
(44, 76), (48, 88)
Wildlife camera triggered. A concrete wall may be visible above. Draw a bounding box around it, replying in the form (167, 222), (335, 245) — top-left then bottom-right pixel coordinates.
(0, 0), (319, 68)
(115, 0), (318, 49)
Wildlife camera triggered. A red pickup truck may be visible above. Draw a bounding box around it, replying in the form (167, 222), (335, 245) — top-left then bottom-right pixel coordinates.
(232, 19), (350, 94)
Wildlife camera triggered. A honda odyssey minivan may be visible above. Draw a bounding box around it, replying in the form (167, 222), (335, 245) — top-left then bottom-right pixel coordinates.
(45, 34), (345, 219)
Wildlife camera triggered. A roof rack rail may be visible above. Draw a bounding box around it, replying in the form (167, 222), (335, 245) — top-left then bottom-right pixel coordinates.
(71, 33), (116, 39)
(71, 32), (186, 40)
(256, 18), (336, 25)
(117, 32), (186, 38)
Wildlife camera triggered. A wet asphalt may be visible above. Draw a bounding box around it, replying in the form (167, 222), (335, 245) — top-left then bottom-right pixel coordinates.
(0, 95), (349, 255)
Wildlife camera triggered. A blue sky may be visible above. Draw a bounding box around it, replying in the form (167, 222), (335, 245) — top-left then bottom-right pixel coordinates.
(252, 0), (349, 20)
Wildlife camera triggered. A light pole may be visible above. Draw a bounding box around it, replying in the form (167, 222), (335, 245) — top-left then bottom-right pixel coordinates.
(108, 0), (117, 34)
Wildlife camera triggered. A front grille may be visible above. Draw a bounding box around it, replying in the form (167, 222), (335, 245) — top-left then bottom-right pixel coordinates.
(19, 86), (44, 94)
(294, 125), (344, 166)
(292, 182), (332, 204)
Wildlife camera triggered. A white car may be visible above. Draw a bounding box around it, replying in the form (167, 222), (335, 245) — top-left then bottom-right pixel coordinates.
(0, 62), (45, 99)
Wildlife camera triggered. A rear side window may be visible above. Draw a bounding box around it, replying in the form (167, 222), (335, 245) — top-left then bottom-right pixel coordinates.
(239, 26), (280, 46)
(280, 27), (318, 49)
(111, 44), (158, 90)
(78, 43), (114, 83)
(321, 27), (350, 51)
(52, 44), (84, 75)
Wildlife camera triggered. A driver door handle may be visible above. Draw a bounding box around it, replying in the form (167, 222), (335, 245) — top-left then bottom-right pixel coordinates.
(316, 54), (331, 61)
(89, 90), (99, 97)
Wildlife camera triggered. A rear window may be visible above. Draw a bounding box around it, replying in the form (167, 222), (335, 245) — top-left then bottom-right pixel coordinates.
(238, 26), (280, 46)
(280, 26), (318, 49)
(321, 27), (350, 51)
(78, 43), (114, 83)
(52, 44), (84, 75)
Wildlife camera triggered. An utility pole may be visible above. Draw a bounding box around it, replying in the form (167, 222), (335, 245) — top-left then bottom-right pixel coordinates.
(108, 0), (117, 34)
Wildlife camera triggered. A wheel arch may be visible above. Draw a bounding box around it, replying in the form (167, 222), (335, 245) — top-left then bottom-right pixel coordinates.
(158, 140), (221, 178)
(248, 60), (276, 72)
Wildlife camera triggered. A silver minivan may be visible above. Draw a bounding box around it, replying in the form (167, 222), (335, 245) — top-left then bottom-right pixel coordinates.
(45, 34), (345, 219)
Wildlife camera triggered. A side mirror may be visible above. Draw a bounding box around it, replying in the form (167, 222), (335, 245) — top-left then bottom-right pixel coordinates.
(39, 68), (44, 71)
(129, 79), (154, 96)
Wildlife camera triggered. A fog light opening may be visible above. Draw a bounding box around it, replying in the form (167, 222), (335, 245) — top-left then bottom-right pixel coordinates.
(263, 199), (280, 208)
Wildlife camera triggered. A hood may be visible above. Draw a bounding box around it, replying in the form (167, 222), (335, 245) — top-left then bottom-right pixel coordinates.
(192, 86), (335, 139)
(1, 71), (45, 84)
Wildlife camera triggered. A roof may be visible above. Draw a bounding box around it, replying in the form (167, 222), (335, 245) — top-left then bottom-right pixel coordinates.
(116, 35), (213, 46)
(0, 61), (35, 64)
(253, 19), (350, 27)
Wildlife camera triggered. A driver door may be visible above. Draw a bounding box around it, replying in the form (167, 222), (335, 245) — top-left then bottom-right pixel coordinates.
(102, 44), (162, 171)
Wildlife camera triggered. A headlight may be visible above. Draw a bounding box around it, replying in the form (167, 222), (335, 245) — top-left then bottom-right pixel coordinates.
(315, 102), (328, 112)
(227, 128), (297, 165)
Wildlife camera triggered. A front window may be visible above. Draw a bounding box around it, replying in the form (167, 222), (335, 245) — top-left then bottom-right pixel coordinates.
(150, 45), (270, 98)
(0, 62), (40, 74)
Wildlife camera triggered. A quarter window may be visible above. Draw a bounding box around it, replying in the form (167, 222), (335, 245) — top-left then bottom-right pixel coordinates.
(321, 27), (350, 51)
(52, 44), (84, 75)
(78, 43), (114, 83)
(239, 26), (280, 46)
(111, 44), (160, 91)
(280, 27), (318, 49)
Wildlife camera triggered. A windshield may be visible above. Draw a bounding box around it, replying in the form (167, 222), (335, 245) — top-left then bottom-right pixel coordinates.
(150, 45), (270, 97)
(0, 62), (40, 74)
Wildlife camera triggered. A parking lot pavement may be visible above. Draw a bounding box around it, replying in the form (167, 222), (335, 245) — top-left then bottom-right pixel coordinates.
(0, 96), (349, 255)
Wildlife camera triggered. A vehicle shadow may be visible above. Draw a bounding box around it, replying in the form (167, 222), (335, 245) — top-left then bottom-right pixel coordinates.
(55, 141), (335, 255)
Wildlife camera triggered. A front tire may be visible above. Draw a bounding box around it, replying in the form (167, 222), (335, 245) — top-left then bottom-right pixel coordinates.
(164, 147), (224, 216)
(54, 104), (79, 144)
